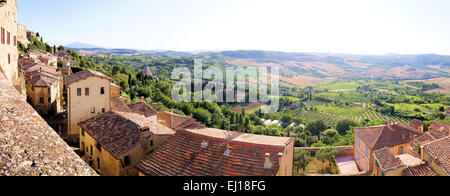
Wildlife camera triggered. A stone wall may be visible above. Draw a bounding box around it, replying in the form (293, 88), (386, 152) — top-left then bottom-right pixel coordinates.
(0, 73), (97, 176)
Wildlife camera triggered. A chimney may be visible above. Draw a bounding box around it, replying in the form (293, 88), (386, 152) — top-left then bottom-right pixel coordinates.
(140, 96), (145, 103)
(264, 153), (273, 169)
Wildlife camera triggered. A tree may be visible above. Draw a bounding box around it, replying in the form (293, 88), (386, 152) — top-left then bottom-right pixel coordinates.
(336, 119), (358, 135)
(316, 148), (338, 173)
(294, 150), (311, 173)
(193, 108), (212, 126)
(281, 114), (293, 128)
(307, 120), (327, 140)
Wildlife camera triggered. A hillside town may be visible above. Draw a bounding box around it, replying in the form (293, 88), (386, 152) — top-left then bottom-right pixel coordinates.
(0, 0), (449, 177)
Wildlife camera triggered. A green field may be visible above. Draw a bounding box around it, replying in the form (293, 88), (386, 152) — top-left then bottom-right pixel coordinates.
(315, 82), (360, 91)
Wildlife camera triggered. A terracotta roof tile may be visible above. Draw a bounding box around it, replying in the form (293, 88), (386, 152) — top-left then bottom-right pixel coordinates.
(428, 122), (450, 139)
(127, 102), (157, 117)
(409, 133), (435, 147)
(78, 111), (174, 159)
(157, 111), (201, 130)
(355, 122), (423, 150)
(30, 75), (59, 87)
(136, 128), (293, 176)
(422, 136), (450, 175)
(110, 97), (132, 113)
(409, 119), (424, 129)
(404, 163), (438, 176)
(64, 69), (111, 86)
(373, 148), (403, 172)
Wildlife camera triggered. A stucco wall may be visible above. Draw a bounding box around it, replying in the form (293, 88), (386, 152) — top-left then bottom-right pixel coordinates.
(67, 76), (111, 138)
(0, 0), (19, 84)
(27, 80), (61, 116)
(278, 140), (294, 176)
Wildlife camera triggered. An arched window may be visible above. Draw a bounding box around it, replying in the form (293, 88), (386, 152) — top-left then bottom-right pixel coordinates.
(100, 87), (105, 95)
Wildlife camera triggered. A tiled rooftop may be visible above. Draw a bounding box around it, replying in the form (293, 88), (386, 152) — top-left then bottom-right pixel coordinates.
(78, 111), (175, 159)
(0, 73), (97, 176)
(64, 69), (111, 86)
(355, 122), (423, 150)
(409, 119), (424, 129)
(127, 102), (157, 117)
(373, 148), (403, 172)
(404, 163), (438, 176)
(136, 128), (292, 176)
(157, 111), (205, 130)
(422, 136), (450, 176)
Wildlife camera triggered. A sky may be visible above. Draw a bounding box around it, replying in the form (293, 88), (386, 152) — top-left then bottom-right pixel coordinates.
(17, 0), (450, 55)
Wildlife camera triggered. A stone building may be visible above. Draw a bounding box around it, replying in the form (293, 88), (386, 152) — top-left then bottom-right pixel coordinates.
(353, 121), (424, 173)
(64, 69), (113, 142)
(0, 0), (19, 85)
(27, 74), (62, 116)
(19, 51), (63, 116)
(409, 119), (424, 132)
(17, 23), (29, 47)
(78, 111), (175, 176)
(136, 127), (295, 176)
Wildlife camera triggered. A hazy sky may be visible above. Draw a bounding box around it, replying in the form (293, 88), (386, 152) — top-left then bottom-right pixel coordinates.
(18, 0), (450, 55)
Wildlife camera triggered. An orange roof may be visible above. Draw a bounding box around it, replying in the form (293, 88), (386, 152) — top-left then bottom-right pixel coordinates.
(187, 128), (293, 147)
(78, 111), (174, 159)
(354, 122), (424, 150)
(64, 69), (111, 86)
(422, 136), (450, 175)
(136, 128), (292, 176)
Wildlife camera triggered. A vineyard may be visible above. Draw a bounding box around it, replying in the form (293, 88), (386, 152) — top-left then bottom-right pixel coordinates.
(291, 108), (409, 126)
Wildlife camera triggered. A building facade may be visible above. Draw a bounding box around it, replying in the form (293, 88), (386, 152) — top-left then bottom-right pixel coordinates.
(64, 69), (112, 142)
(0, 0), (19, 84)
(354, 121), (423, 173)
(17, 23), (28, 47)
(78, 111), (174, 176)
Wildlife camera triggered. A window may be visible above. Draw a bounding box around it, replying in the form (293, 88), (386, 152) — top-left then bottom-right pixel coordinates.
(150, 140), (154, 146)
(355, 152), (359, 165)
(97, 157), (101, 170)
(356, 136), (360, 146)
(90, 145), (93, 156)
(96, 143), (101, 152)
(85, 88), (89, 96)
(100, 87), (105, 95)
(48, 88), (50, 94)
(102, 108), (105, 113)
(399, 147), (404, 155)
(77, 88), (82, 96)
(365, 146), (369, 157)
(39, 97), (44, 104)
(81, 129), (85, 137)
(81, 142), (85, 153)
(124, 156), (131, 166)
(13, 36), (16, 46)
(91, 107), (95, 114)
(7, 31), (10, 45)
(8, 54), (10, 64)
(48, 97), (51, 103)
(1, 27), (4, 44)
